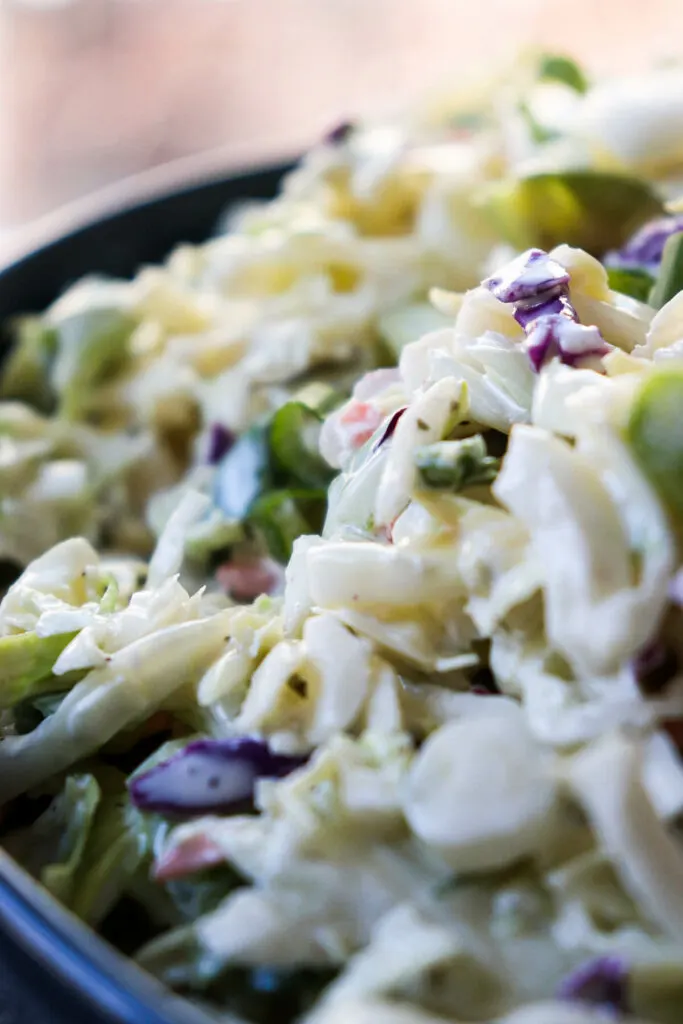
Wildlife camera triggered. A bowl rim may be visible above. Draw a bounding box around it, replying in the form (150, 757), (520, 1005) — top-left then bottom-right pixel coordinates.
(0, 141), (297, 273)
(0, 847), (223, 1024)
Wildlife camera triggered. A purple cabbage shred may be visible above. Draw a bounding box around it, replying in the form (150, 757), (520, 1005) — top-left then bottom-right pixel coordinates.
(484, 248), (570, 304)
(206, 424), (236, 465)
(322, 121), (355, 146)
(513, 292), (574, 332)
(669, 569), (683, 606)
(525, 316), (609, 373)
(483, 248), (609, 373)
(372, 406), (408, 451)
(606, 215), (683, 273)
(631, 640), (679, 695)
(128, 737), (307, 817)
(557, 956), (628, 1016)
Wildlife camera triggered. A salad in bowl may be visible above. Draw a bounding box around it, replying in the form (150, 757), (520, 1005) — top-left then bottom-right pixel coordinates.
(3, 52), (683, 1024)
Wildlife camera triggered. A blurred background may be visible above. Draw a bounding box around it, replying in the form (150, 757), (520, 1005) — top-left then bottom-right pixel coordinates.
(0, 0), (681, 260)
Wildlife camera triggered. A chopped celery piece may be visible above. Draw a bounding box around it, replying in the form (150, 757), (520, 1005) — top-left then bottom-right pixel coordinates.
(479, 171), (663, 255)
(648, 232), (683, 309)
(607, 267), (656, 303)
(627, 367), (683, 517)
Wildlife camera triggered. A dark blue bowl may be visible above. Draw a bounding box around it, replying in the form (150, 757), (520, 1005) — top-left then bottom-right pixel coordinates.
(0, 155), (293, 1024)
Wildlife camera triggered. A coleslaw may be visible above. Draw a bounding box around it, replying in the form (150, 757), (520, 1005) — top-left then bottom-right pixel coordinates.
(3, 52), (683, 1024)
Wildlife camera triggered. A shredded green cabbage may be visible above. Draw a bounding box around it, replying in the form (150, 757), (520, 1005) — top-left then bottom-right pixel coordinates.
(5, 55), (683, 1024)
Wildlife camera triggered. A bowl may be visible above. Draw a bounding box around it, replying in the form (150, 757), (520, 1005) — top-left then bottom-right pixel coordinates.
(0, 155), (292, 1024)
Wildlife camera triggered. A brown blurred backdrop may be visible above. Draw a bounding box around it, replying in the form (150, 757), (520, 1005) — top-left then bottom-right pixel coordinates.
(0, 0), (681, 257)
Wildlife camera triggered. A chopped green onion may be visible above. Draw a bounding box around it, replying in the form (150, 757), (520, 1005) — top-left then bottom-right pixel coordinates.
(415, 435), (500, 491)
(648, 232), (683, 309)
(249, 488), (327, 564)
(269, 401), (334, 488)
(627, 367), (683, 518)
(213, 396), (336, 561)
(607, 267), (656, 303)
(538, 54), (589, 94)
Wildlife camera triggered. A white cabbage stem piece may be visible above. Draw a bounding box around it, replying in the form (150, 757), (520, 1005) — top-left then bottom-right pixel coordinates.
(375, 376), (466, 527)
(403, 710), (557, 872)
(495, 424), (673, 677)
(567, 730), (683, 942)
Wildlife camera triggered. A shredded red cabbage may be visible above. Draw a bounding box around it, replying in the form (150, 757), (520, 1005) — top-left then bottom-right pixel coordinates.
(669, 569), (683, 607)
(525, 316), (609, 373)
(513, 292), (574, 331)
(606, 215), (683, 273)
(631, 640), (679, 695)
(128, 737), (306, 817)
(557, 956), (628, 1015)
(206, 424), (236, 465)
(372, 406), (408, 451)
(484, 248), (570, 304)
(322, 121), (355, 146)
(483, 248), (609, 373)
